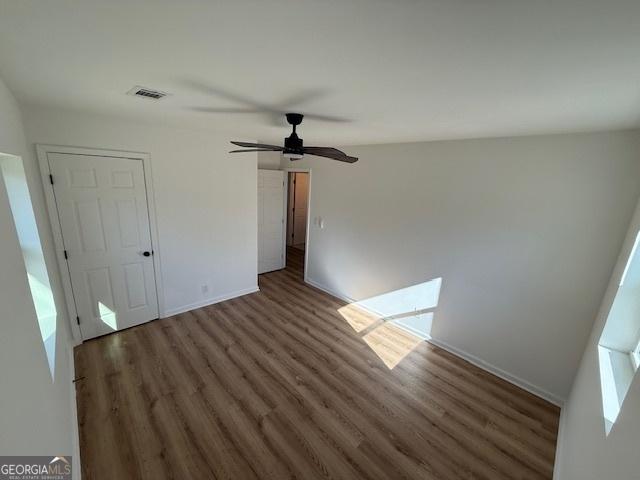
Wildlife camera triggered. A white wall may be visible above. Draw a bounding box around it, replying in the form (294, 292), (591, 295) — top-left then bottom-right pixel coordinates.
(0, 77), (75, 460)
(282, 131), (640, 402)
(257, 150), (282, 170)
(22, 106), (258, 318)
(554, 199), (640, 479)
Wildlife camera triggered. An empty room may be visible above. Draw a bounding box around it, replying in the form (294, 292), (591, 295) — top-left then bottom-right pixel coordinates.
(1, 1), (640, 479)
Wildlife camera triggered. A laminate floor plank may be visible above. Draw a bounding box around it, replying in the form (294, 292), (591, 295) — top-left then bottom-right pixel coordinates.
(75, 247), (559, 479)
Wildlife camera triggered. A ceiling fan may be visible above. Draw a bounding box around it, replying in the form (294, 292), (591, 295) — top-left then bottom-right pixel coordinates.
(230, 113), (358, 163)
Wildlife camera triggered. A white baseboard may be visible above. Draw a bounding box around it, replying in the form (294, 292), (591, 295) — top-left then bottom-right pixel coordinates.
(426, 337), (564, 407)
(305, 277), (359, 304)
(304, 277), (564, 407)
(162, 286), (259, 318)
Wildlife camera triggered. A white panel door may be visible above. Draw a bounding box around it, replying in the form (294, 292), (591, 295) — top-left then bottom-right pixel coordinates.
(258, 170), (285, 274)
(48, 153), (158, 340)
(292, 172), (309, 246)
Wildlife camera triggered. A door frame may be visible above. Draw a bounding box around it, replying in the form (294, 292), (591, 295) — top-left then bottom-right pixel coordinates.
(283, 167), (312, 283)
(36, 144), (163, 342)
(257, 168), (287, 273)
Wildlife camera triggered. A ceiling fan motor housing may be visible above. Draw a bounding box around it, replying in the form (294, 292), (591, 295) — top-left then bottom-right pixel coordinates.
(284, 132), (303, 153)
(284, 113), (304, 153)
(286, 113), (304, 126)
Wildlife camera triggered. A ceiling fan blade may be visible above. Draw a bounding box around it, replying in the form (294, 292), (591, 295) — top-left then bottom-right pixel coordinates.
(302, 113), (350, 123)
(303, 147), (358, 163)
(229, 149), (281, 153)
(182, 80), (278, 112)
(231, 141), (283, 150)
(304, 146), (347, 156)
(191, 106), (261, 114)
(182, 80), (351, 125)
(277, 89), (328, 109)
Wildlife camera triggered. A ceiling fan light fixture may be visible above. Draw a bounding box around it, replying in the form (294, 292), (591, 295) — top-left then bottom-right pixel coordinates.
(282, 152), (304, 160)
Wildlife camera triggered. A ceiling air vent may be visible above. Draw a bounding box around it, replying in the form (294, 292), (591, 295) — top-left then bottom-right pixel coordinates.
(127, 86), (168, 100)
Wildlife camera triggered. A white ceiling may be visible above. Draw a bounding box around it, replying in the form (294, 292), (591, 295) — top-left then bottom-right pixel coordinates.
(1, 0), (639, 146)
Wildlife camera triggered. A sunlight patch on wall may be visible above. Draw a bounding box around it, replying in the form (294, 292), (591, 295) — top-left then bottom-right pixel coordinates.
(27, 273), (57, 375)
(355, 277), (441, 320)
(338, 277), (441, 337)
(1, 154), (57, 379)
(598, 346), (634, 433)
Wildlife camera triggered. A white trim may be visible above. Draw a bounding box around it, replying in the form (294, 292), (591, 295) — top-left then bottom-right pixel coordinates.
(305, 277), (356, 303)
(283, 166), (312, 282)
(306, 277), (393, 318)
(36, 144), (164, 341)
(390, 320), (431, 340)
(258, 169), (286, 273)
(68, 347), (81, 480)
(282, 172), (290, 268)
(281, 171), (288, 270)
(305, 277), (564, 407)
(426, 337), (564, 407)
(619, 231), (640, 286)
(552, 405), (568, 480)
(162, 286), (259, 318)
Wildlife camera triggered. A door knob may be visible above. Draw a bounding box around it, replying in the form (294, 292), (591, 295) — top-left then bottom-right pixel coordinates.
(143, 251), (151, 257)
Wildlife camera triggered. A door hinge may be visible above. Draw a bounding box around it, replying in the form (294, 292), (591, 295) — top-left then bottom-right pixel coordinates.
(76, 316), (80, 325)
(49, 174), (54, 185)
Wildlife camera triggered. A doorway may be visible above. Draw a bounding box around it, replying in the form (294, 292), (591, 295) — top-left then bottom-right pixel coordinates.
(38, 146), (160, 341)
(286, 171), (309, 276)
(258, 169), (286, 274)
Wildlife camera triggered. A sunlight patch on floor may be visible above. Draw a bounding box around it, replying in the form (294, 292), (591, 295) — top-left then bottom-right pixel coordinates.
(338, 303), (381, 332)
(337, 277), (442, 369)
(363, 322), (424, 369)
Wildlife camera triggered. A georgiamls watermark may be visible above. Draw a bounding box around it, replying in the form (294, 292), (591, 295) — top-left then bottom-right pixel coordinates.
(0, 456), (71, 479)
